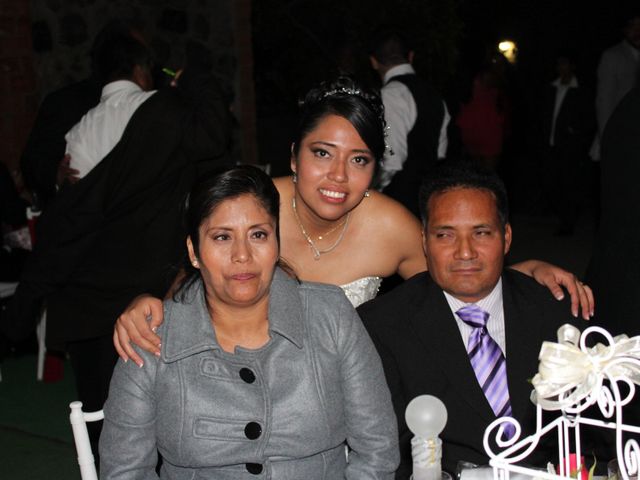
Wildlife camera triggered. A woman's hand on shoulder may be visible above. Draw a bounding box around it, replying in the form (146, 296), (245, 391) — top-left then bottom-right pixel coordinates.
(370, 192), (427, 279)
(113, 294), (165, 366)
(510, 259), (594, 320)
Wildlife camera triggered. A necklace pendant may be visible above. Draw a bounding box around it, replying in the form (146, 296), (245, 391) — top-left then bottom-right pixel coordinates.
(318, 235), (323, 240)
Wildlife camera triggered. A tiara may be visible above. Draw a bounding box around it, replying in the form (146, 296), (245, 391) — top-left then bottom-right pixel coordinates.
(322, 87), (364, 98)
(321, 85), (394, 158)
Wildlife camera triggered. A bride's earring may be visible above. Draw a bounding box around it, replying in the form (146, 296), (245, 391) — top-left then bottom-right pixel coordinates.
(292, 172), (297, 184)
(364, 189), (370, 198)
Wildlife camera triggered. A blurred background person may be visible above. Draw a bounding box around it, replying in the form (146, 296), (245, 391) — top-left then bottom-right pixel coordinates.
(369, 25), (449, 217)
(456, 54), (511, 172)
(539, 51), (595, 236)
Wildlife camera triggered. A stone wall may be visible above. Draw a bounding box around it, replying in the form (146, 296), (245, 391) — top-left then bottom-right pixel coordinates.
(3, 0), (256, 173)
(30, 0), (238, 95)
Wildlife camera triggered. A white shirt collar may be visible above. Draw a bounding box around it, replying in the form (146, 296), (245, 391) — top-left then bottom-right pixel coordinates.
(443, 278), (503, 319)
(101, 79), (143, 100)
(383, 63), (415, 84)
(551, 76), (579, 88)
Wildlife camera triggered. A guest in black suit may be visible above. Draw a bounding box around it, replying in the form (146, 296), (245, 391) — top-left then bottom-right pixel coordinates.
(540, 52), (595, 235)
(358, 162), (579, 477)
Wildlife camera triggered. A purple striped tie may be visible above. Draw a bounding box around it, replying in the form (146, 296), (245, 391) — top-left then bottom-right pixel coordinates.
(456, 304), (515, 439)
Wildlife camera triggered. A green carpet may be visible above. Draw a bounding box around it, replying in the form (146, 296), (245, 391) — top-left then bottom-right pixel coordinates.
(0, 354), (81, 479)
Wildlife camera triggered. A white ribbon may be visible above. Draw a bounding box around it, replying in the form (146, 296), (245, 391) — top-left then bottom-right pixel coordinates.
(530, 324), (640, 410)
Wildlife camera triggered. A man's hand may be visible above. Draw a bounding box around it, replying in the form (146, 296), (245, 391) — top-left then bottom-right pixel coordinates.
(510, 260), (594, 320)
(56, 154), (80, 187)
(113, 294), (164, 367)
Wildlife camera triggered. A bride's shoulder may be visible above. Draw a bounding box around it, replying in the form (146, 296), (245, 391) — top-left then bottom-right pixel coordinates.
(363, 190), (422, 230)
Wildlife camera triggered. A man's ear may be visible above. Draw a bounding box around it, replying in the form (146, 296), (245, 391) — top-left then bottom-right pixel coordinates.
(369, 55), (380, 71)
(408, 51), (415, 64)
(421, 229), (428, 258)
(133, 65), (152, 90)
(503, 223), (512, 255)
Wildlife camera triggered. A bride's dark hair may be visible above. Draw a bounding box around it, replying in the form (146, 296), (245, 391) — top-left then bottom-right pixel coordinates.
(292, 76), (387, 163)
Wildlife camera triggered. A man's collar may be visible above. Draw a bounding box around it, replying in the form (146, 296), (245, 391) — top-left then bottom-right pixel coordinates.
(552, 76), (579, 88)
(162, 268), (303, 362)
(100, 79), (143, 99)
(383, 63), (415, 84)
(443, 278), (503, 317)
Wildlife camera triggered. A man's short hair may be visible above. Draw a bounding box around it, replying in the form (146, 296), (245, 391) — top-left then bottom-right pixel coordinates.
(418, 161), (510, 229)
(91, 26), (152, 84)
(369, 26), (412, 66)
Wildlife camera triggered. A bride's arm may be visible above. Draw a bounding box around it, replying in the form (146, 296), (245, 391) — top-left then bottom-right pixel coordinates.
(509, 260), (594, 320)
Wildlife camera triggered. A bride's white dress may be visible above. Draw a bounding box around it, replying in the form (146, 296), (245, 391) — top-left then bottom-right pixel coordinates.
(340, 276), (382, 307)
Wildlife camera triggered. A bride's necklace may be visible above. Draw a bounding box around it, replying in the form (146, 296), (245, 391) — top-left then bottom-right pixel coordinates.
(291, 197), (350, 260)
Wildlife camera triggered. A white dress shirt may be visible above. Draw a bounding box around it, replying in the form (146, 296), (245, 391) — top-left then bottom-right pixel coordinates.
(378, 64), (450, 189)
(65, 80), (156, 178)
(549, 76), (579, 146)
(590, 40), (640, 160)
(443, 279), (507, 356)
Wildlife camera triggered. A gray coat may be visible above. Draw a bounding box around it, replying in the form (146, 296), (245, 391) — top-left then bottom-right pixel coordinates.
(100, 268), (399, 479)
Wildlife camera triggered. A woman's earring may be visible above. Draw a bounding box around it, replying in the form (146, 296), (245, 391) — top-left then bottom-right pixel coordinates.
(364, 189), (370, 198)
(292, 172), (297, 184)
(192, 259), (199, 267)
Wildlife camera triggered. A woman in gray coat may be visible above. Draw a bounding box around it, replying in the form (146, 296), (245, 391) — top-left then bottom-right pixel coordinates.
(99, 165), (399, 479)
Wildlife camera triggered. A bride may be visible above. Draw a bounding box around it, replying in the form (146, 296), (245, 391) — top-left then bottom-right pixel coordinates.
(114, 76), (593, 364)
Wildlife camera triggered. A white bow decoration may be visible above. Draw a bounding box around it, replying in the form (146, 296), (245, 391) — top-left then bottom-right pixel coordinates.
(530, 324), (640, 410)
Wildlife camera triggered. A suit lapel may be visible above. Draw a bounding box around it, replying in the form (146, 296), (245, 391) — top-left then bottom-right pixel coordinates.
(502, 273), (540, 421)
(407, 275), (496, 423)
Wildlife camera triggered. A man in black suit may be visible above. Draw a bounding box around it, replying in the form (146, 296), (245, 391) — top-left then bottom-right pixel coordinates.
(358, 162), (578, 477)
(540, 52), (594, 235)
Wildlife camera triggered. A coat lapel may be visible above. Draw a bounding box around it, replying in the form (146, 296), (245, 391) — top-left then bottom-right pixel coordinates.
(407, 275), (496, 423)
(502, 273), (541, 421)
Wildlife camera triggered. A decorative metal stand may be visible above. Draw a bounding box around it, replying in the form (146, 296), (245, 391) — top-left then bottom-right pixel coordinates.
(483, 325), (640, 480)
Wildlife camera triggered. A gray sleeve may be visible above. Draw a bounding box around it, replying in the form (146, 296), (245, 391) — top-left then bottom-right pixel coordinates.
(99, 349), (159, 480)
(338, 297), (400, 479)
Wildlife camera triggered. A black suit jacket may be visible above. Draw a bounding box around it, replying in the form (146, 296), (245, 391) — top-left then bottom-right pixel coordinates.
(587, 87), (640, 338)
(358, 269), (578, 478)
(3, 69), (232, 348)
(20, 78), (101, 205)
(541, 84), (594, 155)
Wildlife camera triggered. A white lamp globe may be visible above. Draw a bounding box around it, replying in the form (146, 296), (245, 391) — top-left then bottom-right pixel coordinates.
(405, 395), (448, 439)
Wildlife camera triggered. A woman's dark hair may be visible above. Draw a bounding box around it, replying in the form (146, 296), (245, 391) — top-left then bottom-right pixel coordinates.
(292, 76), (387, 164)
(176, 165), (282, 299)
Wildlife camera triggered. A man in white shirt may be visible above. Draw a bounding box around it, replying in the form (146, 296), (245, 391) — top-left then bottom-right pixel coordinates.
(359, 162), (579, 476)
(369, 27), (450, 217)
(590, 11), (640, 161)
(542, 53), (594, 235)
(65, 33), (155, 179)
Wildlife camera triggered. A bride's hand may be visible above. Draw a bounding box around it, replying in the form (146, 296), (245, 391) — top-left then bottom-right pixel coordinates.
(113, 294), (165, 367)
(510, 260), (594, 320)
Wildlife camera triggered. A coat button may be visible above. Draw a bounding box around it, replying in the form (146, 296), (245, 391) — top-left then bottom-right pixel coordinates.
(244, 421), (262, 439)
(239, 367), (256, 384)
(246, 463), (263, 474)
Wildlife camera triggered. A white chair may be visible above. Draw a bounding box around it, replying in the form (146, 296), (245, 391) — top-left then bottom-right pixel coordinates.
(0, 282), (47, 383)
(36, 308), (46, 380)
(69, 401), (104, 480)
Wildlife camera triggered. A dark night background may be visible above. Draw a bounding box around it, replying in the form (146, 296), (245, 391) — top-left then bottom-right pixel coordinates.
(251, 0), (634, 185)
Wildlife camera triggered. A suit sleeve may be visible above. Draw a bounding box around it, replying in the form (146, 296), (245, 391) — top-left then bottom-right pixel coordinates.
(337, 297), (400, 480)
(99, 347), (159, 480)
